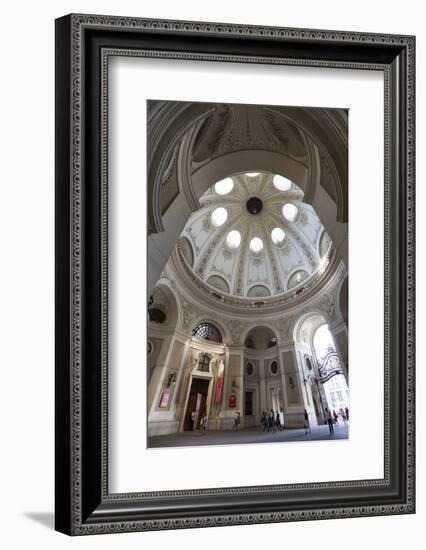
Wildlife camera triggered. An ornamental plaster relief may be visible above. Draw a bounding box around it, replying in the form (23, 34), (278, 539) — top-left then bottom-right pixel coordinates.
(191, 105), (309, 165)
(180, 299), (201, 331)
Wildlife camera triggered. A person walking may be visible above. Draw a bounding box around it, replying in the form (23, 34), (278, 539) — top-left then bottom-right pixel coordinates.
(325, 408), (334, 435)
(200, 415), (207, 435)
(261, 411), (267, 432)
(269, 410), (276, 432)
(304, 408), (311, 435)
(191, 410), (196, 431)
(232, 411), (241, 431)
(339, 407), (347, 426)
(264, 411), (270, 432)
(333, 409), (339, 424)
(275, 410), (282, 431)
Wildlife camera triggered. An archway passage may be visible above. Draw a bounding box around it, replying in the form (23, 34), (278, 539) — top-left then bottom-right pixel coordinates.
(313, 324), (349, 415)
(291, 312), (349, 428)
(183, 378), (210, 431)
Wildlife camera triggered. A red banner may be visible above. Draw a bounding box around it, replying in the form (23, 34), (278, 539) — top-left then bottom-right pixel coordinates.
(228, 394), (237, 408)
(158, 390), (170, 408)
(214, 377), (224, 403)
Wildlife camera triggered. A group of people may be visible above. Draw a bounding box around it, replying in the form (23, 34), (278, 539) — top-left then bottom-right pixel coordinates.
(324, 406), (349, 435)
(194, 405), (349, 436)
(260, 410), (283, 432)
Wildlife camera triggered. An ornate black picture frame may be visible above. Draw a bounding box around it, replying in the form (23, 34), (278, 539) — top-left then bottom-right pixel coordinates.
(55, 14), (415, 535)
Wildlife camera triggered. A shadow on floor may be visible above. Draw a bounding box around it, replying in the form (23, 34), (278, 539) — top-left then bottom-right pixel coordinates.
(24, 512), (54, 530)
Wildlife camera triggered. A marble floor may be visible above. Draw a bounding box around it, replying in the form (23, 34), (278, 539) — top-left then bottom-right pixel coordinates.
(148, 422), (349, 448)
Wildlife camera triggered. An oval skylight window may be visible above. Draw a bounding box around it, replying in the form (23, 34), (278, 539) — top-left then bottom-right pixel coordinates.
(226, 230), (241, 249)
(271, 227), (285, 244)
(211, 207), (228, 227)
(288, 269), (308, 289)
(282, 203), (298, 222)
(273, 174), (292, 191)
(250, 237), (264, 253)
(214, 177), (234, 195)
(245, 172), (261, 177)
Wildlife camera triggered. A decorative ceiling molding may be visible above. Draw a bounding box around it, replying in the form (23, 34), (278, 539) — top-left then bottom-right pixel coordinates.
(172, 238), (341, 315)
(181, 174), (324, 298)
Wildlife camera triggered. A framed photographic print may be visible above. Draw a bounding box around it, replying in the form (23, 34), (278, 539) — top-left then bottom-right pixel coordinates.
(55, 14), (415, 535)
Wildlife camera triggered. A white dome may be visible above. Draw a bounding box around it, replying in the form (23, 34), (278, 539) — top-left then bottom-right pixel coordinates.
(178, 172), (331, 299)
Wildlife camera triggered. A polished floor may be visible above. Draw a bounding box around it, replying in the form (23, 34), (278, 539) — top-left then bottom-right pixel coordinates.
(148, 422), (349, 448)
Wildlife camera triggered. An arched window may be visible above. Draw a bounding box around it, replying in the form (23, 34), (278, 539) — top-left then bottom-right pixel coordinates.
(197, 353), (211, 372)
(192, 322), (223, 343)
(288, 270), (308, 290)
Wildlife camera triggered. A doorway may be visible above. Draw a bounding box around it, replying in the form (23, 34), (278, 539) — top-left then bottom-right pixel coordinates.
(183, 377), (210, 431)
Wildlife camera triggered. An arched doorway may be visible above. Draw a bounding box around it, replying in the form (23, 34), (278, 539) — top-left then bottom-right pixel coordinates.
(313, 324), (349, 419)
(181, 322), (223, 431)
(292, 311), (349, 427)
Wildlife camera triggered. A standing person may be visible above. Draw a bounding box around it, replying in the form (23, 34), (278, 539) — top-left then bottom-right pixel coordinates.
(261, 411), (266, 432)
(233, 411), (241, 431)
(345, 406), (349, 421)
(333, 409), (339, 424)
(264, 411), (270, 432)
(200, 415), (207, 435)
(191, 410), (196, 431)
(304, 408), (311, 435)
(339, 407), (347, 426)
(325, 408), (334, 435)
(275, 410), (282, 431)
(270, 410), (276, 433)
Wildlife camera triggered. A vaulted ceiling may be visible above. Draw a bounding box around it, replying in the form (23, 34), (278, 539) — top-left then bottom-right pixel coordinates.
(177, 171), (331, 300)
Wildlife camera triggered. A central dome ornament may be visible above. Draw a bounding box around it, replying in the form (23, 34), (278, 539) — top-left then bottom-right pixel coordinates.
(246, 197), (263, 215)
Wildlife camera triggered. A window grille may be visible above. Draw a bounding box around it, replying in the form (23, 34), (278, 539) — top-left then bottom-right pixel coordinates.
(192, 322), (222, 343)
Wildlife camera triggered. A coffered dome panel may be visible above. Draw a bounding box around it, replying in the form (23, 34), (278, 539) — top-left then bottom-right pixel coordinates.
(178, 172), (332, 301)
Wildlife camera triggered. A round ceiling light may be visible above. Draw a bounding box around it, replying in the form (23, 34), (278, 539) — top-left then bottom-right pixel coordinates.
(273, 174), (292, 191)
(214, 177), (234, 195)
(211, 207), (228, 227)
(250, 237), (264, 253)
(271, 227), (285, 244)
(226, 230), (241, 249)
(282, 203), (298, 222)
